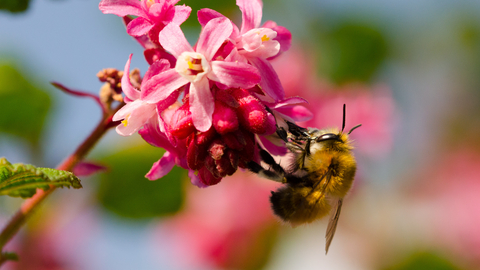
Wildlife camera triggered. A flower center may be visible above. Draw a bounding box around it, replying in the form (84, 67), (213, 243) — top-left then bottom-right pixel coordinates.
(146, 0), (155, 9)
(175, 52), (211, 83)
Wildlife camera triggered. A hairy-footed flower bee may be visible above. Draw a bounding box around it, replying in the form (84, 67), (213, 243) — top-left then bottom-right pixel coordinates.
(248, 104), (361, 253)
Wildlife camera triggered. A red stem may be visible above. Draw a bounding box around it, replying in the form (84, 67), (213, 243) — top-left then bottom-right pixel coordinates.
(0, 104), (122, 263)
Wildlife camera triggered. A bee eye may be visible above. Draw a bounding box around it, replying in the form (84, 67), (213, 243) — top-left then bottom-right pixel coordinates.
(316, 133), (340, 142)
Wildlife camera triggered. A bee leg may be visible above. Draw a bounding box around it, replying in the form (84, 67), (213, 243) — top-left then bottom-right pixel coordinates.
(276, 127), (288, 142)
(259, 149), (286, 176)
(247, 161), (284, 183)
(286, 121), (309, 138)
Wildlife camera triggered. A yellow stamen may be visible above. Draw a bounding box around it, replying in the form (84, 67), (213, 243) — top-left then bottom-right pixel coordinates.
(146, 0), (155, 8)
(261, 35), (270, 42)
(187, 60), (194, 70)
(122, 114), (130, 127)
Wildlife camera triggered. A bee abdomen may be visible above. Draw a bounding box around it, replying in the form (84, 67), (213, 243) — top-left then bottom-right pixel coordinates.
(270, 185), (332, 226)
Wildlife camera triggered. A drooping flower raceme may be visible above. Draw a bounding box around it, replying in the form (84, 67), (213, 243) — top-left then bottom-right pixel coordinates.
(105, 0), (312, 187)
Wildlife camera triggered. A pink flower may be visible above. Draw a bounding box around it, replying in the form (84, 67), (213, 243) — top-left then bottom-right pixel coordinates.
(112, 54), (175, 136)
(139, 115), (205, 187)
(99, 0), (191, 45)
(141, 17), (261, 132)
(198, 0), (292, 101)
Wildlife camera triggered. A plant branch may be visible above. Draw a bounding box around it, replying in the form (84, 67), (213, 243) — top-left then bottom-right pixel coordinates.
(0, 102), (123, 264)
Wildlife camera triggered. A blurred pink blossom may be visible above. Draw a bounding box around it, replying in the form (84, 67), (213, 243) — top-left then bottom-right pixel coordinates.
(158, 172), (280, 269)
(272, 46), (398, 157)
(416, 148), (480, 266)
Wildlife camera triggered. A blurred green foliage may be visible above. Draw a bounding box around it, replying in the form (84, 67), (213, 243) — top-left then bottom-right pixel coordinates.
(315, 21), (388, 85)
(97, 144), (185, 220)
(0, 64), (51, 147)
(0, 0), (30, 13)
(383, 251), (462, 270)
(178, 0), (238, 28)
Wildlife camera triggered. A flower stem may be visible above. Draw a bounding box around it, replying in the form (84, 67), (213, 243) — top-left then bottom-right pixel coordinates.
(0, 103), (122, 264)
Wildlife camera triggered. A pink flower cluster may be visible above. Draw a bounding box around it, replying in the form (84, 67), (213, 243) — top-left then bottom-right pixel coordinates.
(99, 0), (311, 187)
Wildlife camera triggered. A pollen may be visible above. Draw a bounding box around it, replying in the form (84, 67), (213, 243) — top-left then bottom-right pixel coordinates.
(185, 56), (204, 75)
(261, 35), (270, 42)
(187, 60), (195, 70)
(122, 114), (131, 127)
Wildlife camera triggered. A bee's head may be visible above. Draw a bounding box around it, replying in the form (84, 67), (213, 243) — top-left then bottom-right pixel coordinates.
(315, 133), (342, 143)
(313, 129), (348, 152)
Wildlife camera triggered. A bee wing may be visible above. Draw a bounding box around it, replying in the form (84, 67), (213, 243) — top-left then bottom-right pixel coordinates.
(301, 169), (334, 221)
(307, 168), (333, 204)
(325, 198), (343, 254)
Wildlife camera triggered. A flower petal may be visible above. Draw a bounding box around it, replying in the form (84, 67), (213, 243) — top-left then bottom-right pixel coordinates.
(198, 8), (240, 38)
(144, 48), (176, 66)
(143, 59), (171, 83)
(141, 69), (188, 103)
(115, 101), (156, 136)
(99, 0), (145, 17)
(225, 47), (248, 63)
(197, 8), (225, 27)
(126, 16), (154, 37)
(171, 5), (192, 25)
(148, 3), (166, 18)
(121, 54), (140, 101)
(159, 23), (193, 58)
(113, 99), (143, 122)
(276, 105), (313, 122)
(189, 78), (214, 132)
(188, 170), (208, 188)
(237, 0), (263, 33)
(263, 22), (292, 55)
(145, 151), (176, 180)
(123, 16), (155, 49)
(196, 17), (233, 61)
(209, 61), (260, 89)
(248, 57), (285, 101)
(258, 135), (287, 156)
(270, 96), (309, 108)
(73, 161), (108, 177)
(139, 117), (177, 152)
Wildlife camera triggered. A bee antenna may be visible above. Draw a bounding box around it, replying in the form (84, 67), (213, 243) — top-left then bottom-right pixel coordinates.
(347, 124), (362, 135)
(342, 104), (346, 132)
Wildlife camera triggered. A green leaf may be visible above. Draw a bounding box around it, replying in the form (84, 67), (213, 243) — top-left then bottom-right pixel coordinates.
(0, 252), (18, 262)
(0, 0), (30, 13)
(0, 157), (82, 198)
(0, 64), (52, 147)
(97, 144), (185, 220)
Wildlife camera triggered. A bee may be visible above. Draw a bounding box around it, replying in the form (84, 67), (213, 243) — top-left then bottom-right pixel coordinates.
(248, 104), (361, 253)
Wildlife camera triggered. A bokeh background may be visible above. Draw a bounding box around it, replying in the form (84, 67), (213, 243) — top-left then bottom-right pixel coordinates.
(1, 0), (480, 269)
